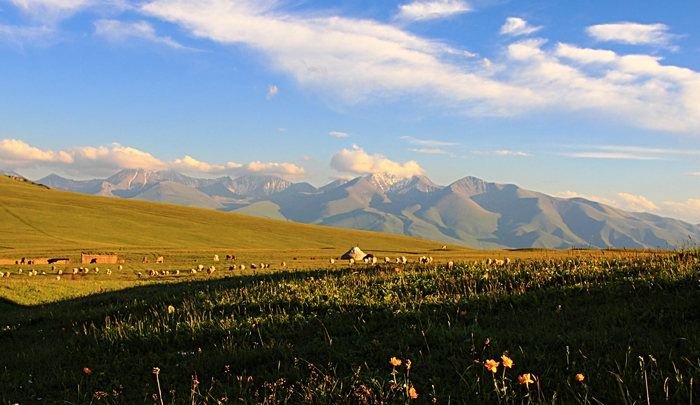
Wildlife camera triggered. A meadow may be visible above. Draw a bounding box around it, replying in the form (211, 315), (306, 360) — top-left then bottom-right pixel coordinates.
(2, 176), (700, 403)
(2, 247), (699, 404)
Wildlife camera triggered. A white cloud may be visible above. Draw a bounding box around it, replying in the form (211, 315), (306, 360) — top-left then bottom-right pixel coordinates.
(617, 192), (659, 212)
(409, 148), (450, 155)
(0, 139), (307, 178)
(561, 152), (663, 160)
(0, 24), (57, 46)
(0, 138), (73, 164)
(94, 19), (189, 49)
(330, 144), (424, 178)
(555, 191), (659, 212)
(495, 150), (532, 156)
(400, 136), (457, 147)
(141, 0), (532, 110)
(688, 172), (700, 177)
(559, 190), (700, 223)
(9, 0), (93, 21)
(395, 0), (471, 21)
(266, 85), (278, 99)
(662, 199), (700, 222)
(554, 191), (620, 207)
(17, 0), (691, 134)
(586, 22), (674, 46)
(506, 39), (700, 132)
(329, 131), (348, 138)
(500, 17), (542, 37)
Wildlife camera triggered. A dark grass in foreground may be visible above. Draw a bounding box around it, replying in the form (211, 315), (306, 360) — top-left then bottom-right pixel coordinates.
(2, 249), (700, 404)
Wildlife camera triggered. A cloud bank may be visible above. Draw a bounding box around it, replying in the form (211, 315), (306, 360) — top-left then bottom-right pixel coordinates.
(330, 145), (424, 178)
(0, 139), (307, 178)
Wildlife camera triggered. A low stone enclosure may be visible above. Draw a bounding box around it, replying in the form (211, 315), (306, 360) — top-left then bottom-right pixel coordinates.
(81, 254), (118, 264)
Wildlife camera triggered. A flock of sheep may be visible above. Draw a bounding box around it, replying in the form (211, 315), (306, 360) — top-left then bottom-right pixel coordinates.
(0, 254), (515, 280)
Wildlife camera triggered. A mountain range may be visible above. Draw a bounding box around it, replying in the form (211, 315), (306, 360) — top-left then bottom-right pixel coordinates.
(34, 169), (700, 250)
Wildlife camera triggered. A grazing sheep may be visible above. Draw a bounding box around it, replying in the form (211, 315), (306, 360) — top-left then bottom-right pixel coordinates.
(494, 259), (505, 266)
(280, 262), (286, 268)
(213, 255), (219, 261)
(138, 272), (142, 278)
(349, 258), (355, 265)
(486, 258), (493, 266)
(149, 270), (158, 277)
(260, 263), (265, 269)
(239, 265), (245, 271)
(505, 258), (511, 265)
(396, 257), (401, 264)
(371, 257), (377, 264)
(106, 269), (112, 275)
(174, 270), (180, 275)
(229, 265), (235, 271)
(55, 276), (61, 281)
(265, 264), (270, 269)
(142, 256), (149, 264)
(156, 256), (164, 264)
(94, 268), (99, 274)
(442, 245), (447, 250)
(401, 256), (407, 264)
(197, 264), (204, 271)
(447, 260), (454, 269)
(18, 269), (22, 274)
(384, 257), (391, 264)
(207, 266), (215, 276)
(57, 269), (63, 275)
(329, 258), (335, 264)
(250, 264), (257, 269)
(83, 268), (90, 274)
(118, 265), (123, 271)
(72, 268), (79, 275)
(190, 269), (197, 274)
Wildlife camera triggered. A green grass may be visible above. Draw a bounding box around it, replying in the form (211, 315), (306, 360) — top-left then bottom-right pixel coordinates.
(1, 249), (699, 404)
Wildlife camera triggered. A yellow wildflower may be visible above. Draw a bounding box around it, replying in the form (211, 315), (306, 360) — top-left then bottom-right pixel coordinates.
(390, 357), (402, 367)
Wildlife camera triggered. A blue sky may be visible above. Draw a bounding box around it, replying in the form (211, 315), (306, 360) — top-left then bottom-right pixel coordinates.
(1, 0), (699, 223)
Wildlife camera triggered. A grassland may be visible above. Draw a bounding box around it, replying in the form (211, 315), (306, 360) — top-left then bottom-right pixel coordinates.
(1, 176), (700, 404)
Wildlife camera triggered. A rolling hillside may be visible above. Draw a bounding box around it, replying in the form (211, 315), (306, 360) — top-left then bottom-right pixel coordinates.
(0, 175), (453, 254)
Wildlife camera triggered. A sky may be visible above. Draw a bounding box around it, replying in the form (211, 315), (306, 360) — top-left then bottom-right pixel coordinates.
(1, 0), (699, 224)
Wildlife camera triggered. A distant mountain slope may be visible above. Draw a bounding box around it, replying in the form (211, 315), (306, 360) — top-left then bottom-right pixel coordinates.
(33, 170), (700, 249)
(130, 181), (224, 209)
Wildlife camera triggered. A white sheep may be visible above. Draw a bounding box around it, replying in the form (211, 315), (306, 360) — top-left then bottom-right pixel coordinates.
(447, 260), (454, 269)
(239, 265), (245, 271)
(329, 258), (335, 264)
(349, 258), (355, 265)
(280, 262), (286, 268)
(384, 257), (391, 263)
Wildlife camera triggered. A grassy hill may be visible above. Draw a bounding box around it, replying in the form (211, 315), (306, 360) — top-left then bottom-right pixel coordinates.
(0, 175), (460, 255)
